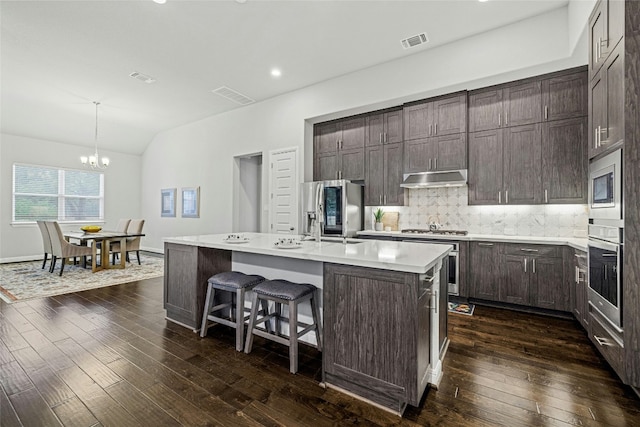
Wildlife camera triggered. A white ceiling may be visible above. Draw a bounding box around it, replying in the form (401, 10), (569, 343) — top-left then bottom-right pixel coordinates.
(1, 0), (570, 155)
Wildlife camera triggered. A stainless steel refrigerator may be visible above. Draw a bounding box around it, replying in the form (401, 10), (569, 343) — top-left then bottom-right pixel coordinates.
(300, 180), (363, 239)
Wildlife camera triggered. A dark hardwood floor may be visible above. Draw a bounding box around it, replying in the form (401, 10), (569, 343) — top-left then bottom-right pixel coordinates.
(1, 277), (639, 426)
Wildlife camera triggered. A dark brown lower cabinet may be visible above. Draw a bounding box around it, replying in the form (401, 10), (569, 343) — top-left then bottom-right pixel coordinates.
(469, 242), (502, 300)
(468, 242), (569, 312)
(164, 243), (231, 330)
(571, 248), (589, 330)
(589, 309), (626, 382)
(323, 261), (445, 414)
(499, 244), (567, 311)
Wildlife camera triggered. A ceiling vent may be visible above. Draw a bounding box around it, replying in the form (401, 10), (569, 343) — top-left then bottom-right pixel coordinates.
(401, 32), (429, 50)
(211, 86), (255, 105)
(129, 71), (156, 84)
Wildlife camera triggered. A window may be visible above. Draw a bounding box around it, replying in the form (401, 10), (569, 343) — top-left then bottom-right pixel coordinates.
(13, 164), (104, 223)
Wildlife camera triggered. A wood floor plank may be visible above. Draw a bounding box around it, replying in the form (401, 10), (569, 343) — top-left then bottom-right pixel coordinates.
(104, 380), (182, 427)
(54, 338), (122, 388)
(8, 387), (62, 426)
(28, 366), (77, 407)
(56, 365), (141, 427)
(51, 396), (99, 427)
(0, 360), (33, 396)
(0, 383), (22, 427)
(20, 328), (77, 372)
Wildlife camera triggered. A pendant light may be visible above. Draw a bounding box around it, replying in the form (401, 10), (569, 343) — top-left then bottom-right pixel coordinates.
(80, 101), (110, 169)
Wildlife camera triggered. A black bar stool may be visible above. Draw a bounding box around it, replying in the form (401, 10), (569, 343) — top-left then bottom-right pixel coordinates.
(244, 279), (322, 374)
(200, 271), (267, 351)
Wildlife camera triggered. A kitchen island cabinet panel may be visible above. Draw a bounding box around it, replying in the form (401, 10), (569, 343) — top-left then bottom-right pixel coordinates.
(323, 261), (444, 413)
(164, 243), (231, 330)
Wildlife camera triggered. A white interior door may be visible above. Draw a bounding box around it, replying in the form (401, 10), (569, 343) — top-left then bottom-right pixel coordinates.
(269, 148), (298, 234)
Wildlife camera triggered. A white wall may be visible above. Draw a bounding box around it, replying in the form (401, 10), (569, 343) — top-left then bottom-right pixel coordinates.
(0, 133), (142, 262)
(141, 7), (590, 252)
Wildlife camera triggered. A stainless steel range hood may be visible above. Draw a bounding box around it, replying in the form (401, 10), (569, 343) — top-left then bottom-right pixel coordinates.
(400, 170), (468, 188)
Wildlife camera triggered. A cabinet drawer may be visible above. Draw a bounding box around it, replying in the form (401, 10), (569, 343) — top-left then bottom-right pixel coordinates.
(589, 311), (625, 380)
(503, 244), (560, 258)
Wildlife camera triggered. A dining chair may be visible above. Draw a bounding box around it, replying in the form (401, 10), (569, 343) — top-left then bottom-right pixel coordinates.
(36, 220), (53, 269)
(46, 221), (93, 276)
(111, 219), (145, 265)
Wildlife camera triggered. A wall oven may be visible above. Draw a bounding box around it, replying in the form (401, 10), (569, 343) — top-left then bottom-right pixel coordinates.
(589, 149), (622, 223)
(588, 224), (623, 330)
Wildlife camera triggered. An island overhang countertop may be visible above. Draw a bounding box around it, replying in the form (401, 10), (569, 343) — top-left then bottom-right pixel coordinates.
(163, 233), (451, 274)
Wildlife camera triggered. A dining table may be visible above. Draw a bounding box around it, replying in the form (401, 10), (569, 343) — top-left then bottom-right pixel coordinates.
(64, 230), (145, 272)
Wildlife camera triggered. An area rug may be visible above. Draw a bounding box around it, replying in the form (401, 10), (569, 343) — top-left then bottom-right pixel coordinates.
(448, 302), (475, 316)
(0, 256), (164, 303)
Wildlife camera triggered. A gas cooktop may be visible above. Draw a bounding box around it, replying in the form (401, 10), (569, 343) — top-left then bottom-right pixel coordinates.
(400, 229), (469, 236)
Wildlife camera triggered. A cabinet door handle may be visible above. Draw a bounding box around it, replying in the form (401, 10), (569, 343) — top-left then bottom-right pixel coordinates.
(432, 289), (439, 314)
(379, 133), (383, 144)
(434, 123), (438, 135)
(429, 124), (432, 136)
(594, 335), (613, 347)
(336, 140), (340, 150)
(429, 158), (432, 170)
(379, 195), (382, 205)
(532, 258), (536, 274)
(544, 106), (548, 120)
(597, 37), (601, 61)
(478, 243), (494, 247)
(505, 190), (509, 204)
(505, 112), (508, 126)
(384, 132), (387, 143)
(575, 265), (579, 283)
(498, 191), (501, 204)
(384, 194), (387, 205)
(524, 258), (527, 273)
(545, 189), (548, 204)
(498, 113), (501, 127)
(434, 158), (437, 170)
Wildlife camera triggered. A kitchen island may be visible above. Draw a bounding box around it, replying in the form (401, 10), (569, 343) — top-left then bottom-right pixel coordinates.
(163, 233), (451, 414)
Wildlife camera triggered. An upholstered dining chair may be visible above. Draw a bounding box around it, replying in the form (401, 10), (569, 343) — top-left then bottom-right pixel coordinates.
(111, 219), (145, 265)
(46, 221), (93, 276)
(36, 220), (52, 269)
(97, 219), (130, 253)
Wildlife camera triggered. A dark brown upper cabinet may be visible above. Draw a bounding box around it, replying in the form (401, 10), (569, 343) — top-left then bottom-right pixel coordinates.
(404, 133), (467, 174)
(365, 109), (403, 146)
(589, 0), (625, 78)
(313, 117), (365, 181)
(469, 81), (541, 132)
(365, 142), (405, 206)
(469, 124), (543, 205)
(542, 117), (588, 204)
(589, 39), (624, 159)
(403, 93), (467, 141)
(541, 71), (588, 122)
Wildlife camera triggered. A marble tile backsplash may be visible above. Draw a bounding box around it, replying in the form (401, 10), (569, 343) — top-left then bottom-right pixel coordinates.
(365, 187), (588, 237)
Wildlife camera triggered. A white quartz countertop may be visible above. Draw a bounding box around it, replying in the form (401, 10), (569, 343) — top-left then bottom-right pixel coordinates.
(164, 233), (451, 274)
(356, 230), (588, 252)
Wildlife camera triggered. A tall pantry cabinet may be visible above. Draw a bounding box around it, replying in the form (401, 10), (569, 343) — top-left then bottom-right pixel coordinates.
(588, 0), (640, 392)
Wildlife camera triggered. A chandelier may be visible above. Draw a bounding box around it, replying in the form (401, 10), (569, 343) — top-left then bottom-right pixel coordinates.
(80, 101), (110, 169)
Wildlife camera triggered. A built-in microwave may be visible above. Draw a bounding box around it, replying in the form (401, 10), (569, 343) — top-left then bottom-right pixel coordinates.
(589, 149), (622, 223)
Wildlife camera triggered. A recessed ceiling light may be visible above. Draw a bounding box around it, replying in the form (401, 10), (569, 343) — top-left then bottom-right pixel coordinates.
(271, 69), (282, 78)
(153, 0), (167, 4)
(236, 0), (247, 3)
(478, 0), (489, 2)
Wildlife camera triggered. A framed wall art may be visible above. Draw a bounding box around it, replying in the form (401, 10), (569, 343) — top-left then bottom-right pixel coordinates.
(161, 188), (176, 217)
(181, 186), (200, 218)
